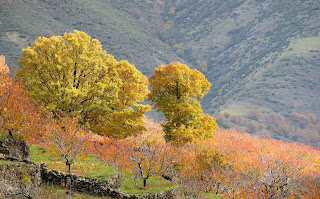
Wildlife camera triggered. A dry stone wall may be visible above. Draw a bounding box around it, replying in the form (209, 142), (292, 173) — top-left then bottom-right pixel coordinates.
(40, 163), (186, 199)
(0, 156), (41, 198)
(40, 163), (124, 197)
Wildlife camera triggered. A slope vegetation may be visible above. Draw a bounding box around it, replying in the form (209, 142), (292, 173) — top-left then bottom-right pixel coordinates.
(1, 0), (319, 144)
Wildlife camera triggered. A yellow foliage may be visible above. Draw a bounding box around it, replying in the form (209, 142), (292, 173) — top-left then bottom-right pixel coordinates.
(16, 30), (149, 138)
(195, 148), (227, 172)
(17, 30), (119, 118)
(168, 7), (176, 16)
(160, 20), (174, 35)
(148, 62), (218, 144)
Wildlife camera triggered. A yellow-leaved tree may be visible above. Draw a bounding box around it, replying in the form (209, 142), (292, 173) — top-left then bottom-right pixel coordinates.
(148, 62), (218, 144)
(92, 60), (150, 138)
(16, 30), (149, 138)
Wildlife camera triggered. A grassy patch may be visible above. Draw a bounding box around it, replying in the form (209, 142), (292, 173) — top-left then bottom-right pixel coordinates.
(29, 144), (115, 180)
(222, 105), (248, 115)
(120, 172), (176, 196)
(0, 132), (21, 142)
(4, 183), (111, 199)
(0, 133), (8, 142)
(38, 183), (112, 199)
(29, 144), (176, 196)
(202, 192), (225, 199)
(284, 36), (320, 56)
(0, 160), (17, 166)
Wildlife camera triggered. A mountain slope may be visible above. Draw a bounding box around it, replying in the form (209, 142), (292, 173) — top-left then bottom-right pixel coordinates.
(164, 0), (319, 117)
(0, 0), (185, 75)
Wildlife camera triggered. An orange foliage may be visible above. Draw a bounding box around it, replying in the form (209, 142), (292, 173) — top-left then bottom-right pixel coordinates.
(0, 57), (46, 143)
(290, 112), (317, 129)
(90, 136), (129, 175)
(86, 119), (320, 198)
(45, 113), (90, 173)
(266, 113), (290, 137)
(0, 55), (9, 73)
(178, 129), (320, 198)
(90, 118), (184, 187)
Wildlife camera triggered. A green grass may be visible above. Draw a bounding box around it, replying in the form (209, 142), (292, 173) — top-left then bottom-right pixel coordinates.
(0, 160), (18, 166)
(202, 192), (225, 199)
(120, 172), (176, 196)
(4, 183), (112, 199)
(0, 132), (8, 142)
(284, 36), (320, 56)
(38, 183), (112, 199)
(0, 132), (20, 142)
(221, 104), (248, 115)
(29, 144), (115, 180)
(29, 144), (176, 196)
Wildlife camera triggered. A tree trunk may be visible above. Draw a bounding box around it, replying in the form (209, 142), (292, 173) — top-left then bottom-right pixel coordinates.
(143, 178), (147, 187)
(8, 129), (13, 137)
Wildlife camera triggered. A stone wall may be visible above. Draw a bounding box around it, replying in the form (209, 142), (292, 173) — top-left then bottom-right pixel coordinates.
(40, 163), (125, 198)
(0, 158), (196, 199)
(40, 163), (195, 199)
(0, 136), (39, 198)
(0, 136), (30, 161)
(0, 157), (41, 198)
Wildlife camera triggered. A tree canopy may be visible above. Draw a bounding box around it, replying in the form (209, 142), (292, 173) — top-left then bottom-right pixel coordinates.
(17, 30), (149, 138)
(0, 56), (45, 139)
(148, 62), (218, 143)
(92, 60), (151, 137)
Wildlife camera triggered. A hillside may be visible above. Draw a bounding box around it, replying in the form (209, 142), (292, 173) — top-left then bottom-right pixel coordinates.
(0, 0), (186, 76)
(1, 0), (319, 144)
(163, 0), (320, 116)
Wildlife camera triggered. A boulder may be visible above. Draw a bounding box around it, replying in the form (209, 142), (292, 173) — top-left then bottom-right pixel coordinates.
(0, 136), (30, 161)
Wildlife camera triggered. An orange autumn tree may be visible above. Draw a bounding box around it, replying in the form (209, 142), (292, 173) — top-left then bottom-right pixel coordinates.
(45, 112), (90, 174)
(91, 118), (184, 187)
(148, 62), (218, 144)
(91, 136), (129, 175)
(0, 56), (46, 141)
(0, 55), (10, 115)
(118, 133), (183, 187)
(178, 129), (320, 198)
(90, 118), (165, 176)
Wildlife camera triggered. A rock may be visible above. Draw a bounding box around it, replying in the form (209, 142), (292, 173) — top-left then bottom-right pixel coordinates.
(0, 161), (41, 198)
(0, 136), (30, 161)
